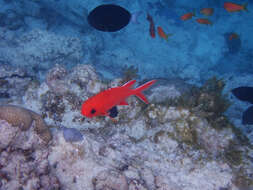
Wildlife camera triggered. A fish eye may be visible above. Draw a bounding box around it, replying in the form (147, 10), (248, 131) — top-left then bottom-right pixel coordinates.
(90, 109), (96, 114)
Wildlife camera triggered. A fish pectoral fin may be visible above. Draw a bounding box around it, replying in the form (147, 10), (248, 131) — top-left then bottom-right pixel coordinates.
(104, 112), (118, 122)
(119, 100), (129, 105)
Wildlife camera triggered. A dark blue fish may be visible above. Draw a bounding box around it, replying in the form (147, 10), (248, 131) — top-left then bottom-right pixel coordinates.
(232, 86), (253, 104)
(62, 127), (83, 142)
(87, 4), (131, 32)
(108, 106), (118, 118)
(242, 106), (253, 125)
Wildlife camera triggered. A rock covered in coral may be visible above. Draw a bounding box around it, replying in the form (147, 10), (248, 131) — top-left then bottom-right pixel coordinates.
(92, 170), (128, 190)
(0, 65), (32, 102)
(0, 118), (60, 189)
(41, 91), (66, 122)
(18, 64), (253, 189)
(148, 84), (181, 103)
(0, 120), (19, 150)
(0, 105), (52, 144)
(48, 130), (103, 189)
(68, 64), (101, 95)
(0, 64), (27, 78)
(128, 180), (148, 190)
(155, 175), (182, 190)
(23, 64), (106, 130)
(0, 29), (83, 79)
(46, 64), (69, 95)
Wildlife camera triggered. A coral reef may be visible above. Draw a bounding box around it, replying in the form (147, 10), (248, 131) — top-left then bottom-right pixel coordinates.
(2, 64), (252, 190)
(0, 28), (83, 80)
(0, 65), (32, 102)
(0, 9), (24, 31)
(92, 170), (128, 190)
(62, 127), (83, 142)
(45, 64), (69, 95)
(0, 105), (52, 144)
(0, 0), (252, 188)
(23, 64), (105, 129)
(0, 119), (60, 189)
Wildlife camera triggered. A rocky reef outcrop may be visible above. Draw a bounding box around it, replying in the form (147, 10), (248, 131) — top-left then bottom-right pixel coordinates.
(1, 64), (252, 190)
(0, 28), (83, 80)
(0, 105), (58, 189)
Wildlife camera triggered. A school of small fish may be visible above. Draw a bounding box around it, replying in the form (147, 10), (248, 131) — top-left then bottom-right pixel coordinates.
(146, 2), (247, 41)
(180, 2), (247, 26)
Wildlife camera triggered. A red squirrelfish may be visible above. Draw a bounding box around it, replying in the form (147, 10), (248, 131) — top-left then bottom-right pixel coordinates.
(181, 12), (195, 21)
(147, 13), (155, 38)
(81, 80), (156, 119)
(224, 2), (248, 12)
(196, 18), (212, 25)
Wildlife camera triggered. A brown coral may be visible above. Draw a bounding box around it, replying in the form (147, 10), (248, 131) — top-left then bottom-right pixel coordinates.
(0, 105), (52, 144)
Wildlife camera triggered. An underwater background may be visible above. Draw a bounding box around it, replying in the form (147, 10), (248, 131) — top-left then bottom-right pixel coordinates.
(0, 0), (253, 189)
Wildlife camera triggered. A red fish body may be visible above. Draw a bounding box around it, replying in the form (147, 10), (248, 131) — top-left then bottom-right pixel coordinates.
(81, 80), (156, 118)
(200, 8), (214, 16)
(157, 26), (172, 41)
(196, 18), (212, 25)
(229, 32), (239, 40)
(147, 13), (155, 38)
(224, 2), (247, 12)
(181, 12), (195, 21)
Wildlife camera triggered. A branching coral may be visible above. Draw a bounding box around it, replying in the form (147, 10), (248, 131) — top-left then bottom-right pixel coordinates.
(0, 105), (52, 144)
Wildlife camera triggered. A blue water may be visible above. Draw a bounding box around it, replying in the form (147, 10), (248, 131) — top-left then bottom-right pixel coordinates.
(0, 0), (252, 138)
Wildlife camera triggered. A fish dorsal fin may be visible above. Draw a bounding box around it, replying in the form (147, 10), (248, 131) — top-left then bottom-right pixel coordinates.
(119, 100), (129, 105)
(122, 80), (136, 89)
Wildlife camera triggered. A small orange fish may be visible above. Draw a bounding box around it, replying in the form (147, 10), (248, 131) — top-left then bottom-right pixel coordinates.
(196, 18), (212, 25)
(181, 12), (195, 21)
(200, 8), (214, 16)
(81, 80), (156, 119)
(224, 2), (248, 12)
(229, 32), (239, 40)
(157, 26), (172, 41)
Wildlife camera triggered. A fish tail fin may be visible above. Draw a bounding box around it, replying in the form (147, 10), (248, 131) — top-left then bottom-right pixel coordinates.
(243, 3), (248, 12)
(122, 79), (136, 88)
(134, 80), (156, 104)
(165, 33), (173, 41)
